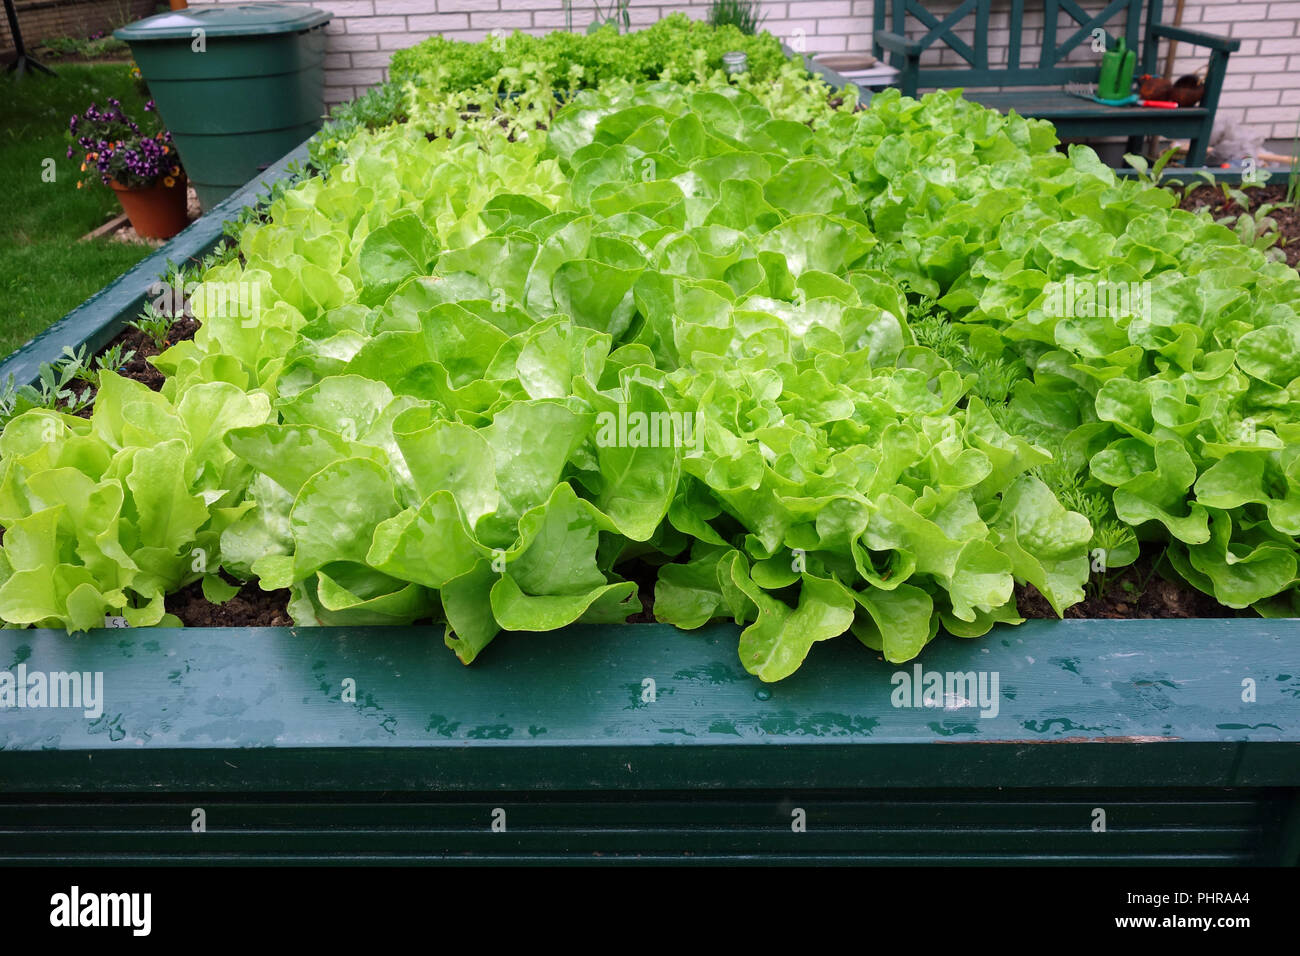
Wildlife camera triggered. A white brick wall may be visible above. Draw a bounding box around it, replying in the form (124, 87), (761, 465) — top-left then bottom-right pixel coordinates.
(225, 0), (1299, 142)
(1135, 0), (1300, 141)
(857, 0), (1300, 140)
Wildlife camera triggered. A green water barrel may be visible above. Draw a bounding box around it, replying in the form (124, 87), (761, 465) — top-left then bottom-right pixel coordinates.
(116, 3), (331, 210)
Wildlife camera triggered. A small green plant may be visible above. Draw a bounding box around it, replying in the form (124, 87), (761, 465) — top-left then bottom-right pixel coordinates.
(194, 239), (237, 275)
(905, 289), (1026, 402)
(1219, 180), (1247, 208)
(908, 300), (960, 363)
(310, 83), (410, 169)
(19, 357), (91, 417)
(1029, 456), (1138, 601)
(96, 343), (136, 376)
(708, 0), (765, 35)
(60, 345), (95, 384)
(973, 357), (1027, 405)
(1124, 146), (1179, 187)
(1214, 207), (1282, 256)
(41, 33), (128, 59)
(128, 301), (173, 348)
(1243, 215), (1283, 257)
(57, 342), (137, 387)
(224, 161), (311, 234)
(0, 376), (17, 429)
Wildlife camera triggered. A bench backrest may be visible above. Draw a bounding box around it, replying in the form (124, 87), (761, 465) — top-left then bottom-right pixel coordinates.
(873, 0), (1164, 87)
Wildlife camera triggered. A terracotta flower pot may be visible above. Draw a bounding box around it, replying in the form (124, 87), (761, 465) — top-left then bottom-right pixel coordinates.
(110, 175), (189, 240)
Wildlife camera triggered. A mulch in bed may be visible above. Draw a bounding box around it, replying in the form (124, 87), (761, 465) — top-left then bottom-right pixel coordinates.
(162, 551), (1243, 628)
(166, 578), (293, 627)
(1174, 182), (1300, 269)
(68, 314), (200, 414)
(113, 314), (201, 392)
(1016, 547), (1245, 620)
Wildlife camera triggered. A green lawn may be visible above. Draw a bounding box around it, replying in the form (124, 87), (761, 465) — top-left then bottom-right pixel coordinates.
(0, 63), (157, 358)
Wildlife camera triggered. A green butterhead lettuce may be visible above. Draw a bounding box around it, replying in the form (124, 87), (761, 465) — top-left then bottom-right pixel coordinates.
(6, 69), (1295, 682)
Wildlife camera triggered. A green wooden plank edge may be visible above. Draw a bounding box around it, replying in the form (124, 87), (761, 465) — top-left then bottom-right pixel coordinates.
(0, 618), (1295, 793)
(0, 138), (314, 391)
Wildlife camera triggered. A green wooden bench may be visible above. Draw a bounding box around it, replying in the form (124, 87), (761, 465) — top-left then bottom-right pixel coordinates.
(872, 0), (1240, 166)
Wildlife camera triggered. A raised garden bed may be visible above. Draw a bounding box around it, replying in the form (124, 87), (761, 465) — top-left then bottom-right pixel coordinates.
(1, 23), (1298, 865)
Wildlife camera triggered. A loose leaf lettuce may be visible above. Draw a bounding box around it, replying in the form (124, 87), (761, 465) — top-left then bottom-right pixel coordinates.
(7, 75), (1297, 682)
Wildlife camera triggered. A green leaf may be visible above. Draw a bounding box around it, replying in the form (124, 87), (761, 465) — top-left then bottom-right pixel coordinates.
(367, 490), (487, 589)
(289, 457), (400, 582)
(728, 554), (856, 681)
(442, 559), (502, 664)
(125, 440), (210, 555)
(358, 213), (439, 307)
(1186, 510), (1297, 608)
(992, 475), (1092, 616)
(489, 574), (639, 631)
(852, 582), (935, 663)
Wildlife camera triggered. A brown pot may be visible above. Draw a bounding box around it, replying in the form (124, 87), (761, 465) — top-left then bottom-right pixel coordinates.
(1172, 74), (1205, 108)
(168, 0), (188, 9)
(110, 175), (189, 240)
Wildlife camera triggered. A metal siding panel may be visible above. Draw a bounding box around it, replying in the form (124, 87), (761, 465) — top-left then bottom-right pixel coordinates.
(0, 790), (1289, 864)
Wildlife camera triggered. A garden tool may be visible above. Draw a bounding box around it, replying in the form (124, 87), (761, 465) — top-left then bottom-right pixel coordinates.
(1098, 36), (1136, 101)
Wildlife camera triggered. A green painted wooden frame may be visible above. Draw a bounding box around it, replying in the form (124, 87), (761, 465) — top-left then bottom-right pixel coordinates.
(3, 619), (1298, 792)
(0, 620), (1296, 863)
(871, 0), (1241, 166)
(0, 60), (1296, 867)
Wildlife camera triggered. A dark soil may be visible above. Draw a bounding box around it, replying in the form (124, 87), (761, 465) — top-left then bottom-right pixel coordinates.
(165, 577), (293, 627)
(64, 313), (199, 416)
(1174, 182), (1300, 268)
(161, 550), (1250, 628)
(621, 563), (659, 624)
(115, 314), (200, 391)
(1016, 549), (1246, 620)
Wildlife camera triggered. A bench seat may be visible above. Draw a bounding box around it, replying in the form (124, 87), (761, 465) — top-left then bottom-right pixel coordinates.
(873, 0), (1239, 166)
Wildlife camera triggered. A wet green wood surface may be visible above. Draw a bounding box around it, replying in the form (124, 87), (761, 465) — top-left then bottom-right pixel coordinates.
(0, 619), (1296, 792)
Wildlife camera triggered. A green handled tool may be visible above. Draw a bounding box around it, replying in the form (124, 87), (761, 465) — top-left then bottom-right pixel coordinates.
(1064, 81), (1179, 108)
(1097, 37), (1136, 101)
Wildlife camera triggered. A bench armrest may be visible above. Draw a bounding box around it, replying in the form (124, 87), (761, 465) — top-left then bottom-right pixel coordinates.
(874, 30), (923, 58)
(1149, 24), (1241, 54)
